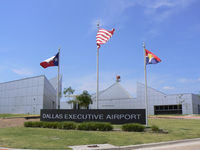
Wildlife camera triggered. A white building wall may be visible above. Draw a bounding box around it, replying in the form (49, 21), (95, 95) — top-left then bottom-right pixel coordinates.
(43, 77), (57, 109)
(90, 98), (136, 109)
(136, 82), (166, 114)
(0, 75), (57, 114)
(0, 76), (44, 114)
(49, 76), (62, 108)
(192, 94), (200, 114)
(164, 94), (193, 115)
(135, 83), (194, 115)
(60, 101), (73, 109)
(90, 82), (134, 109)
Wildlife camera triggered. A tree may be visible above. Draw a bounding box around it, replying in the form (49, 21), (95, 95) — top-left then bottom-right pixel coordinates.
(63, 86), (75, 97)
(63, 87), (92, 109)
(76, 90), (92, 109)
(63, 86), (77, 109)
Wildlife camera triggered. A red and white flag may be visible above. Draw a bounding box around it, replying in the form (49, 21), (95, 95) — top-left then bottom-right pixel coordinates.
(40, 52), (59, 69)
(96, 28), (115, 48)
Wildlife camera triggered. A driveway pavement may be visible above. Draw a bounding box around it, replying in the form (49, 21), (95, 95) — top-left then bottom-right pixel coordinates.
(134, 140), (200, 150)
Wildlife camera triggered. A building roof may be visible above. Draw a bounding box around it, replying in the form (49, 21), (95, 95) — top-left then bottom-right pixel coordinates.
(137, 82), (166, 96)
(0, 75), (45, 85)
(137, 82), (197, 97)
(92, 82), (133, 100)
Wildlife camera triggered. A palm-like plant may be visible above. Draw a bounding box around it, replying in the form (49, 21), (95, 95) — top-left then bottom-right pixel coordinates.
(76, 90), (92, 109)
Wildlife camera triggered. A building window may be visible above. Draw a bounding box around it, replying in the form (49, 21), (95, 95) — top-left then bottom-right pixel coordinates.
(154, 104), (182, 115)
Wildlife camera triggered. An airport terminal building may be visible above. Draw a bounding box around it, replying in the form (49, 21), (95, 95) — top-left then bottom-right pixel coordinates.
(1, 75), (200, 115)
(0, 75), (61, 114)
(88, 81), (200, 115)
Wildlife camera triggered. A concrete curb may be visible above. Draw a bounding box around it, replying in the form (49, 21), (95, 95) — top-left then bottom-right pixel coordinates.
(101, 138), (200, 150)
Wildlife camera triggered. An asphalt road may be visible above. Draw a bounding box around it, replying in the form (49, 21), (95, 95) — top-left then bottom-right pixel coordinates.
(135, 140), (200, 150)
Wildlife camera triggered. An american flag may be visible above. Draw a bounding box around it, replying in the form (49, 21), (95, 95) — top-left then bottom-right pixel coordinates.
(96, 28), (115, 48)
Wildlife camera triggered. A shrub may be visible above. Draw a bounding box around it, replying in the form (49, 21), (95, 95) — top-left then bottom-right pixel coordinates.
(57, 122), (64, 129)
(50, 122), (59, 129)
(24, 121), (113, 131)
(24, 121), (44, 128)
(122, 123), (145, 132)
(96, 122), (113, 131)
(62, 122), (76, 130)
(151, 125), (160, 132)
(24, 121), (77, 130)
(42, 122), (53, 128)
(77, 122), (95, 130)
(24, 121), (33, 127)
(77, 122), (113, 131)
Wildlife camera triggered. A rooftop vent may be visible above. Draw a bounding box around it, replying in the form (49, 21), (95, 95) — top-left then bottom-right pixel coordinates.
(116, 75), (121, 82)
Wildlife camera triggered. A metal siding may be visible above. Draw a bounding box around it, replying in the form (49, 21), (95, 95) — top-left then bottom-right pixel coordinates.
(192, 94), (200, 114)
(0, 76), (48, 114)
(43, 77), (57, 109)
(88, 82), (195, 115)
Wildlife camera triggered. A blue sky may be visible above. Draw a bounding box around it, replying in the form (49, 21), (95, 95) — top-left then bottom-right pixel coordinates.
(0, 0), (200, 97)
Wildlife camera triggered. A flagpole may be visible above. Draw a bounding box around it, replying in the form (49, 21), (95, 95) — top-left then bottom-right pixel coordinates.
(57, 48), (60, 109)
(143, 42), (148, 126)
(96, 23), (100, 110)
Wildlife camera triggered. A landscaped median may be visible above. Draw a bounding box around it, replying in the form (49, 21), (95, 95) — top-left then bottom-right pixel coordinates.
(24, 121), (114, 131)
(0, 118), (200, 149)
(24, 121), (164, 132)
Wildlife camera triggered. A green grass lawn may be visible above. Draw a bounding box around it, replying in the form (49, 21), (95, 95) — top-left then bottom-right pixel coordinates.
(0, 114), (39, 118)
(151, 114), (200, 117)
(1, 118), (200, 149)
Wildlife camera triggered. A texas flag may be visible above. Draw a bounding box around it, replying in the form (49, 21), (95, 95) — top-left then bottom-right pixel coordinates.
(40, 52), (59, 68)
(145, 49), (161, 65)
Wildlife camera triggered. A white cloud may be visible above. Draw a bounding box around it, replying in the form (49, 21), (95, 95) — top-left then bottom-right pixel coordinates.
(152, 0), (177, 9)
(178, 77), (200, 83)
(137, 0), (196, 39)
(140, 0), (194, 22)
(178, 78), (189, 83)
(88, 0), (195, 39)
(163, 86), (175, 90)
(93, 0), (195, 27)
(12, 68), (33, 76)
(90, 0), (135, 29)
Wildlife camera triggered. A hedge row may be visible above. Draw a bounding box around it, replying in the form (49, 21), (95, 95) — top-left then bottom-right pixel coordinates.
(24, 121), (76, 130)
(24, 121), (113, 131)
(77, 122), (113, 131)
(25, 122), (162, 133)
(121, 123), (145, 132)
(121, 123), (164, 133)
